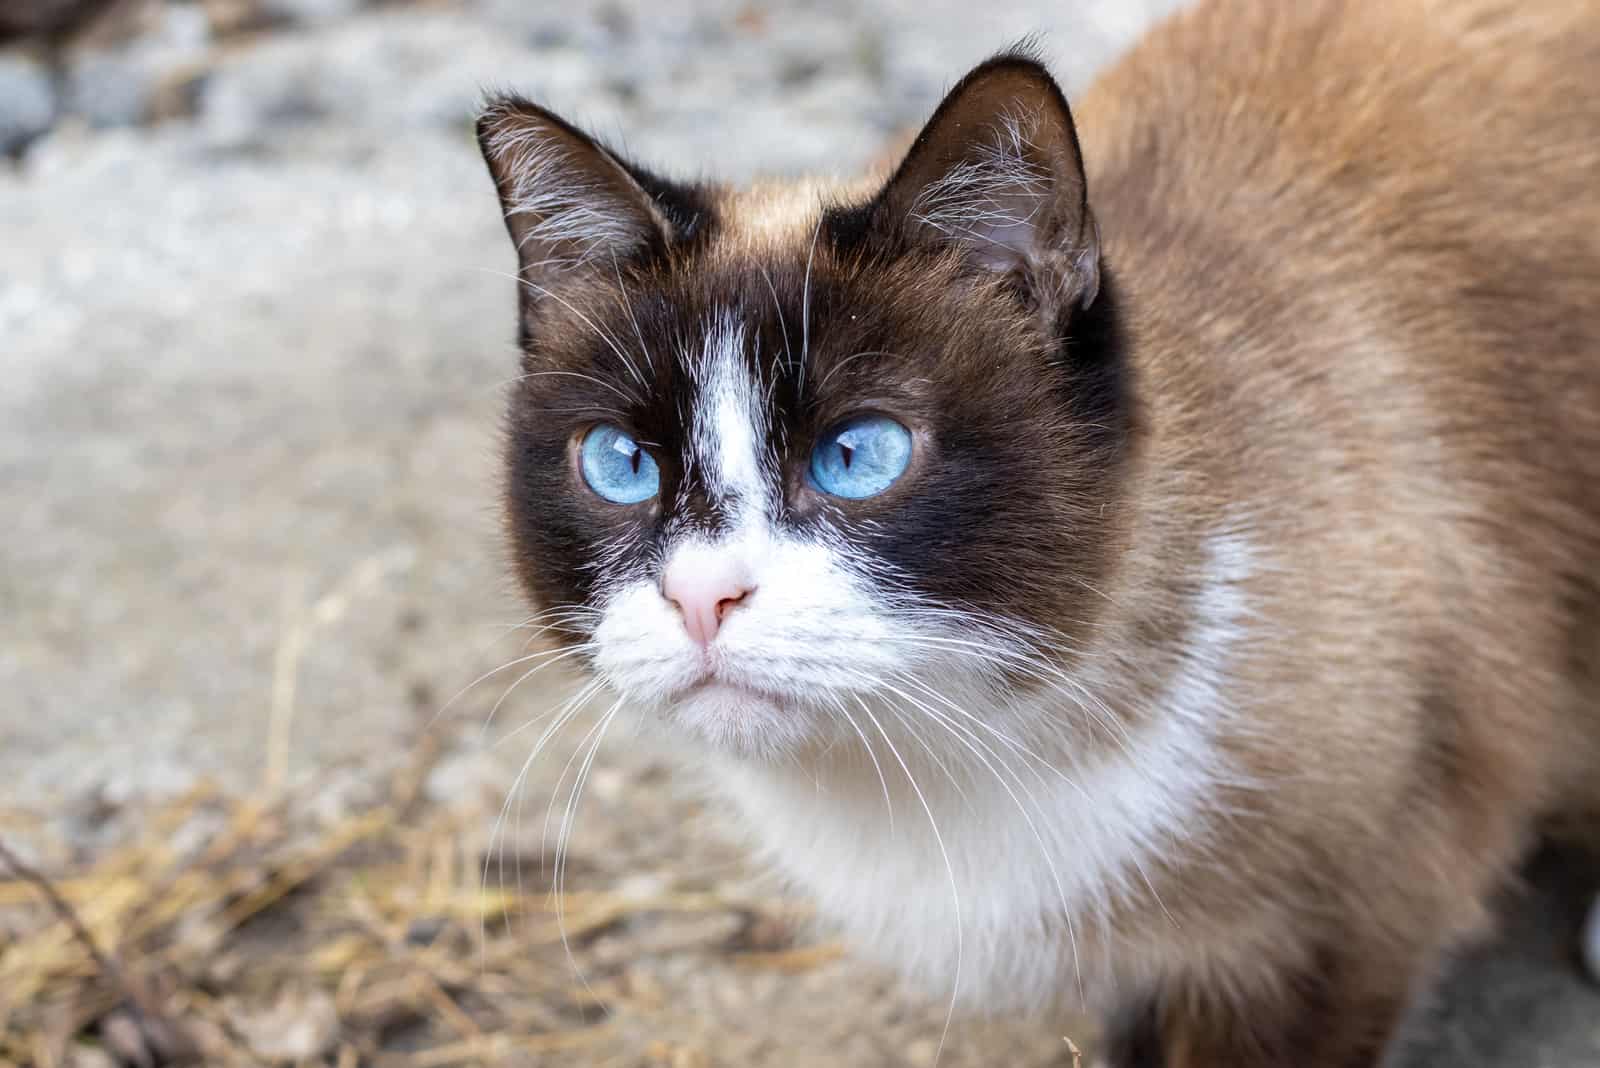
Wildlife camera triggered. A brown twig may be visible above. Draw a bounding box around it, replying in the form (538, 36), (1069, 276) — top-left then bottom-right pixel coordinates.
(0, 837), (131, 998)
(0, 836), (193, 1063)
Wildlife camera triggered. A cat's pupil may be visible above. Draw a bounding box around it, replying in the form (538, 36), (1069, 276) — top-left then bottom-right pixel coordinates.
(839, 444), (854, 469)
(629, 449), (641, 474)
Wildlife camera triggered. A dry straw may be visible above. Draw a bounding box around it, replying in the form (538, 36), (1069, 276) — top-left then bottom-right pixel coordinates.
(0, 736), (823, 1068)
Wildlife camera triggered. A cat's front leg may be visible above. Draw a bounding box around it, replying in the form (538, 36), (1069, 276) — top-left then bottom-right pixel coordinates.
(1100, 948), (1418, 1068)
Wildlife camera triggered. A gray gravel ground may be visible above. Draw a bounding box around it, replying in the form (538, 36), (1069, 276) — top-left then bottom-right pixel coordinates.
(4, 1), (1599, 1064)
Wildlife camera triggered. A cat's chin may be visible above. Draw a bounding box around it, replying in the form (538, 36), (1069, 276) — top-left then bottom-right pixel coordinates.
(663, 680), (813, 761)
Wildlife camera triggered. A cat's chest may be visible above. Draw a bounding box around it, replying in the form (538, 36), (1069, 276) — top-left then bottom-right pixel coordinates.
(707, 696), (1233, 1004)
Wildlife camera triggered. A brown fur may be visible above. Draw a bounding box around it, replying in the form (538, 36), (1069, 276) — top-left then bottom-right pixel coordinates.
(1071, 0), (1600, 1060)
(706, 0), (1600, 1057)
(477, 2), (1600, 1063)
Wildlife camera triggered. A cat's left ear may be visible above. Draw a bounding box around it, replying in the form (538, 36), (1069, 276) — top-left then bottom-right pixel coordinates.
(477, 96), (681, 292)
(874, 53), (1100, 309)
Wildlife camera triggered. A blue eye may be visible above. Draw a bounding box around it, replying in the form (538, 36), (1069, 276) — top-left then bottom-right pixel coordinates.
(579, 424), (660, 504)
(809, 415), (913, 499)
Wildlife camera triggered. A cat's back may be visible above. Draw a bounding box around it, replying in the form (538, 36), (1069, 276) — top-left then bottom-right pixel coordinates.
(1077, 0), (1600, 512)
(1076, 0), (1600, 797)
(1081, 0), (1600, 235)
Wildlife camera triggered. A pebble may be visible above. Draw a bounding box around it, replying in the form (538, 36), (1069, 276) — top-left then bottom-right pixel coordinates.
(63, 3), (210, 127)
(423, 744), (498, 806)
(615, 871), (670, 900)
(63, 1045), (117, 1068)
(0, 50), (55, 156)
(199, 12), (560, 150)
(227, 986), (340, 1062)
(258, 0), (363, 26)
(1583, 893), (1600, 985)
(902, 1038), (940, 1068)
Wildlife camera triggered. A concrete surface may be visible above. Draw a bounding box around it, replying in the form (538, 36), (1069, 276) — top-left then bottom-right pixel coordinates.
(3, 1), (1597, 1064)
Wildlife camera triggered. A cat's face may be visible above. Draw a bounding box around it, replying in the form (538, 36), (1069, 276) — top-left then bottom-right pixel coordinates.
(481, 57), (1131, 760)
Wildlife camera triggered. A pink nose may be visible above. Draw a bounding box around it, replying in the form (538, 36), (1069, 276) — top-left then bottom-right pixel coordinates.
(661, 561), (755, 648)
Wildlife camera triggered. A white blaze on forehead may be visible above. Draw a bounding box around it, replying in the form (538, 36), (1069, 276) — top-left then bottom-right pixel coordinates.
(689, 309), (770, 518)
(723, 179), (829, 247)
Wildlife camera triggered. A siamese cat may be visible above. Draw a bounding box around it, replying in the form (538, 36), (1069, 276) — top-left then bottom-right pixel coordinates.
(476, 2), (1600, 1063)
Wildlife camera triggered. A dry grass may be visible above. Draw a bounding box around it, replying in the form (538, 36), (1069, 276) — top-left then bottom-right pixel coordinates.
(0, 738), (827, 1068)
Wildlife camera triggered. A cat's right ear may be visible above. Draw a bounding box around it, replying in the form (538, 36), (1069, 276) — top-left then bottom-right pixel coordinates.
(477, 96), (671, 296)
(860, 53), (1101, 312)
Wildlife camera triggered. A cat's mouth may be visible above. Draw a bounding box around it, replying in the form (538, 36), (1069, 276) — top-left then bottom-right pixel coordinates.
(659, 675), (807, 758)
(675, 675), (780, 708)
(669, 648), (787, 703)
(682, 677), (761, 698)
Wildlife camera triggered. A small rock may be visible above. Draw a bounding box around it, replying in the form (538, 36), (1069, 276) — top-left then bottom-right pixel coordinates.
(63, 3), (210, 127)
(61, 0), (160, 50)
(733, 910), (795, 953)
(305, 766), (377, 824)
(167, 804), (227, 861)
(200, 12), (588, 150)
(99, 1010), (156, 1068)
(173, 907), (226, 958)
(615, 965), (665, 1007)
(227, 986), (340, 1063)
(404, 915), (448, 946)
(258, 0), (361, 26)
(1583, 892), (1600, 985)
(0, 0), (118, 42)
(203, 947), (247, 986)
(614, 871), (669, 900)
(902, 1038), (941, 1068)
(174, 1017), (232, 1063)
(98, 1005), (194, 1066)
(423, 745), (496, 806)
(198, 0), (280, 38)
(712, 974), (750, 1012)
(643, 1042), (708, 1068)
(0, 50), (56, 157)
(588, 765), (628, 803)
(64, 1043), (118, 1068)
(99, 756), (198, 809)
(590, 911), (743, 967)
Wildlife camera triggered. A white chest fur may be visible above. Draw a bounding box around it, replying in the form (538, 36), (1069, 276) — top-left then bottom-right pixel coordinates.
(707, 531), (1256, 1009)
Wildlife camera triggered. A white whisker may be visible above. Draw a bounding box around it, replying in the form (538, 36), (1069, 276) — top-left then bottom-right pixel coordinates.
(757, 262), (792, 403)
(481, 680), (598, 953)
(477, 266), (647, 393)
(856, 696), (961, 1064)
(815, 349), (905, 394)
(878, 675), (1086, 1005)
(428, 643), (594, 731)
(505, 368), (638, 405)
(612, 252), (656, 387)
(481, 644), (598, 737)
(799, 217), (822, 394)
(824, 695), (896, 833)
(553, 699), (624, 1003)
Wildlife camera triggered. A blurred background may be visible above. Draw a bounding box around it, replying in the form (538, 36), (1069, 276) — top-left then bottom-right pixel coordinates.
(2, 1), (1597, 1065)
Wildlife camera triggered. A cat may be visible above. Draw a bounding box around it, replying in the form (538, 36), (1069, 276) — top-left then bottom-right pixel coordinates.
(475, 2), (1600, 1064)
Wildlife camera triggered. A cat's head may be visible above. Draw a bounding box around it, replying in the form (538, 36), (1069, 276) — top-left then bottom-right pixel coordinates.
(478, 54), (1133, 760)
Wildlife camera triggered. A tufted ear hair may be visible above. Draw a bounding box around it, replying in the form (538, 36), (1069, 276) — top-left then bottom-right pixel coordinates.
(875, 53), (1101, 310)
(477, 96), (674, 297)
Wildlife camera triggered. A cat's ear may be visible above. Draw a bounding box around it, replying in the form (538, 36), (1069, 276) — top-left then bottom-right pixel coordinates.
(477, 96), (671, 291)
(876, 54), (1100, 308)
